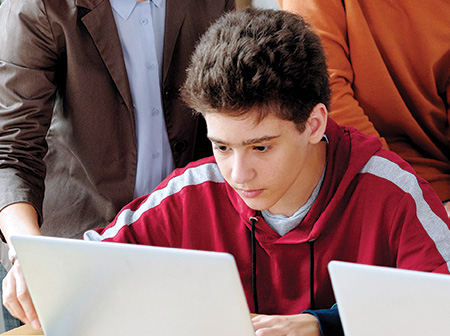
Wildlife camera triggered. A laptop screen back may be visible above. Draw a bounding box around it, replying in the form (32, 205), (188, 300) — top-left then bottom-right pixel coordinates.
(328, 260), (450, 336)
(11, 235), (254, 336)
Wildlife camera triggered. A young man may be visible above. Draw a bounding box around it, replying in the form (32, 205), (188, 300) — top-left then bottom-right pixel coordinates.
(5, 8), (450, 336)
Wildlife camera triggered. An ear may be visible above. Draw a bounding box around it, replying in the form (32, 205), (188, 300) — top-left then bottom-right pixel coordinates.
(306, 103), (328, 144)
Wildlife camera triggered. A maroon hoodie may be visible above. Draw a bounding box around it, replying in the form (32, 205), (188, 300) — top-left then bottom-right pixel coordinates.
(85, 118), (450, 314)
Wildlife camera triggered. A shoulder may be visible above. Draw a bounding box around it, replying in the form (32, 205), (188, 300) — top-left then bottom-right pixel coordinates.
(358, 150), (448, 223)
(2, 0), (78, 16)
(155, 156), (224, 193)
(359, 150), (428, 193)
(0, 0), (78, 33)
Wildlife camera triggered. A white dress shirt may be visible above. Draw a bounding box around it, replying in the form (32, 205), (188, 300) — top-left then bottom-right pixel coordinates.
(110, 0), (175, 198)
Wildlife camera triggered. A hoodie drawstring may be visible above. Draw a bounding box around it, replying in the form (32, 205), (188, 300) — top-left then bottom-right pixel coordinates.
(309, 239), (315, 310)
(249, 216), (259, 314)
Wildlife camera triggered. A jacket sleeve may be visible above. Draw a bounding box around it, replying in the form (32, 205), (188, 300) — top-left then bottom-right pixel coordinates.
(279, 0), (388, 149)
(0, 0), (59, 223)
(302, 305), (344, 336)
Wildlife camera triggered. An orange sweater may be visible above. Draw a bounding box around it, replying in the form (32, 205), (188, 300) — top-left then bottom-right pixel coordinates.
(279, 0), (450, 202)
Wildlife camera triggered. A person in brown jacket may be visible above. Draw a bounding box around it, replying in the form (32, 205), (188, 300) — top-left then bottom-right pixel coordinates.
(0, 0), (235, 330)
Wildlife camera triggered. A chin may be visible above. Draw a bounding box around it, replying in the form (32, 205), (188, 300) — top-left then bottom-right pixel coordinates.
(242, 199), (270, 212)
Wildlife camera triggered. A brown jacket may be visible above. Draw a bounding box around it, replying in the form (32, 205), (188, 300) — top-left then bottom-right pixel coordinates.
(0, 0), (235, 243)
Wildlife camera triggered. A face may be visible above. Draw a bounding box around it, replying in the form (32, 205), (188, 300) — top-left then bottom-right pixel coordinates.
(205, 108), (327, 217)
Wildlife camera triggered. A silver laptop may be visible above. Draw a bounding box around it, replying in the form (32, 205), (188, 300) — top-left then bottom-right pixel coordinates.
(328, 260), (450, 336)
(11, 235), (254, 336)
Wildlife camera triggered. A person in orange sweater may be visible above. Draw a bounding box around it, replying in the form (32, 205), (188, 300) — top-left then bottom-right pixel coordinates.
(278, 0), (450, 217)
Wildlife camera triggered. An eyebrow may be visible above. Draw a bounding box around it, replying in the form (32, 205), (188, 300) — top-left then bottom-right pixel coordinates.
(208, 135), (280, 146)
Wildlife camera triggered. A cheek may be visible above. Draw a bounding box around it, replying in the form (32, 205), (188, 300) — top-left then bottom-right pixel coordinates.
(271, 152), (305, 183)
(214, 157), (231, 180)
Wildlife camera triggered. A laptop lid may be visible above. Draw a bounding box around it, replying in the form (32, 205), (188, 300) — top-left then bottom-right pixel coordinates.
(328, 260), (450, 336)
(11, 235), (254, 336)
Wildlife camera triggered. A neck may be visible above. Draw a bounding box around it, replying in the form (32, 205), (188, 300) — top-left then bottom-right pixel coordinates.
(270, 141), (327, 217)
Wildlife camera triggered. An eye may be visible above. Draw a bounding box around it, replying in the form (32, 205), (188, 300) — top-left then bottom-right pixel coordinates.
(254, 146), (270, 153)
(213, 145), (230, 153)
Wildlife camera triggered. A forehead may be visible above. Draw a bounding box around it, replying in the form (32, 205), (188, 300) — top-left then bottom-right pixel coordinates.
(204, 112), (299, 144)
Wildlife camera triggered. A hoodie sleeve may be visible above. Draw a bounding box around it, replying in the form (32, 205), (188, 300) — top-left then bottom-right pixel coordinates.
(302, 305), (344, 336)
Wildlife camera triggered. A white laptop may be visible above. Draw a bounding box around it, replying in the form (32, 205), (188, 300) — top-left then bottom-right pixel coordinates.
(328, 260), (450, 336)
(11, 235), (255, 336)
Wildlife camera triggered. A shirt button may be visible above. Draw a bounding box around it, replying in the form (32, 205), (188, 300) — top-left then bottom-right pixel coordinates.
(163, 86), (171, 100)
(147, 64), (155, 71)
(140, 18), (149, 25)
(173, 140), (187, 153)
(151, 108), (159, 116)
(152, 152), (160, 159)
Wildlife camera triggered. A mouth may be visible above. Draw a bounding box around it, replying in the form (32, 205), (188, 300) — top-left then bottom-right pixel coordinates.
(237, 188), (264, 199)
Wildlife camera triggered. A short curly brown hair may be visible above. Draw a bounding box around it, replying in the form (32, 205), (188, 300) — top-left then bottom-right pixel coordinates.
(181, 7), (330, 132)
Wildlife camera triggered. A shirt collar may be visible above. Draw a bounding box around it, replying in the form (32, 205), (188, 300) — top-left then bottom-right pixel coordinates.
(152, 0), (163, 8)
(110, 0), (163, 21)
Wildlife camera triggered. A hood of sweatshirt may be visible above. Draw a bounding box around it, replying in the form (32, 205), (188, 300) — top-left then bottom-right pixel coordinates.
(224, 118), (383, 246)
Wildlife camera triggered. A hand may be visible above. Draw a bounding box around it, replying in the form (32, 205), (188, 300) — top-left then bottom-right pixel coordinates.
(444, 202), (450, 220)
(2, 261), (41, 329)
(252, 313), (321, 336)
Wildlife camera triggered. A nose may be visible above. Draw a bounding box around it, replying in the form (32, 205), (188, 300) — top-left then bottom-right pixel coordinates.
(230, 152), (255, 184)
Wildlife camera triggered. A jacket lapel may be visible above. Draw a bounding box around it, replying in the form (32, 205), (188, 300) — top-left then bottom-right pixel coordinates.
(75, 0), (134, 113)
(163, 0), (189, 82)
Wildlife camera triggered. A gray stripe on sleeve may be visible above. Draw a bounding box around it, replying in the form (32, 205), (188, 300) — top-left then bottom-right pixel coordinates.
(360, 156), (450, 271)
(84, 163), (224, 241)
